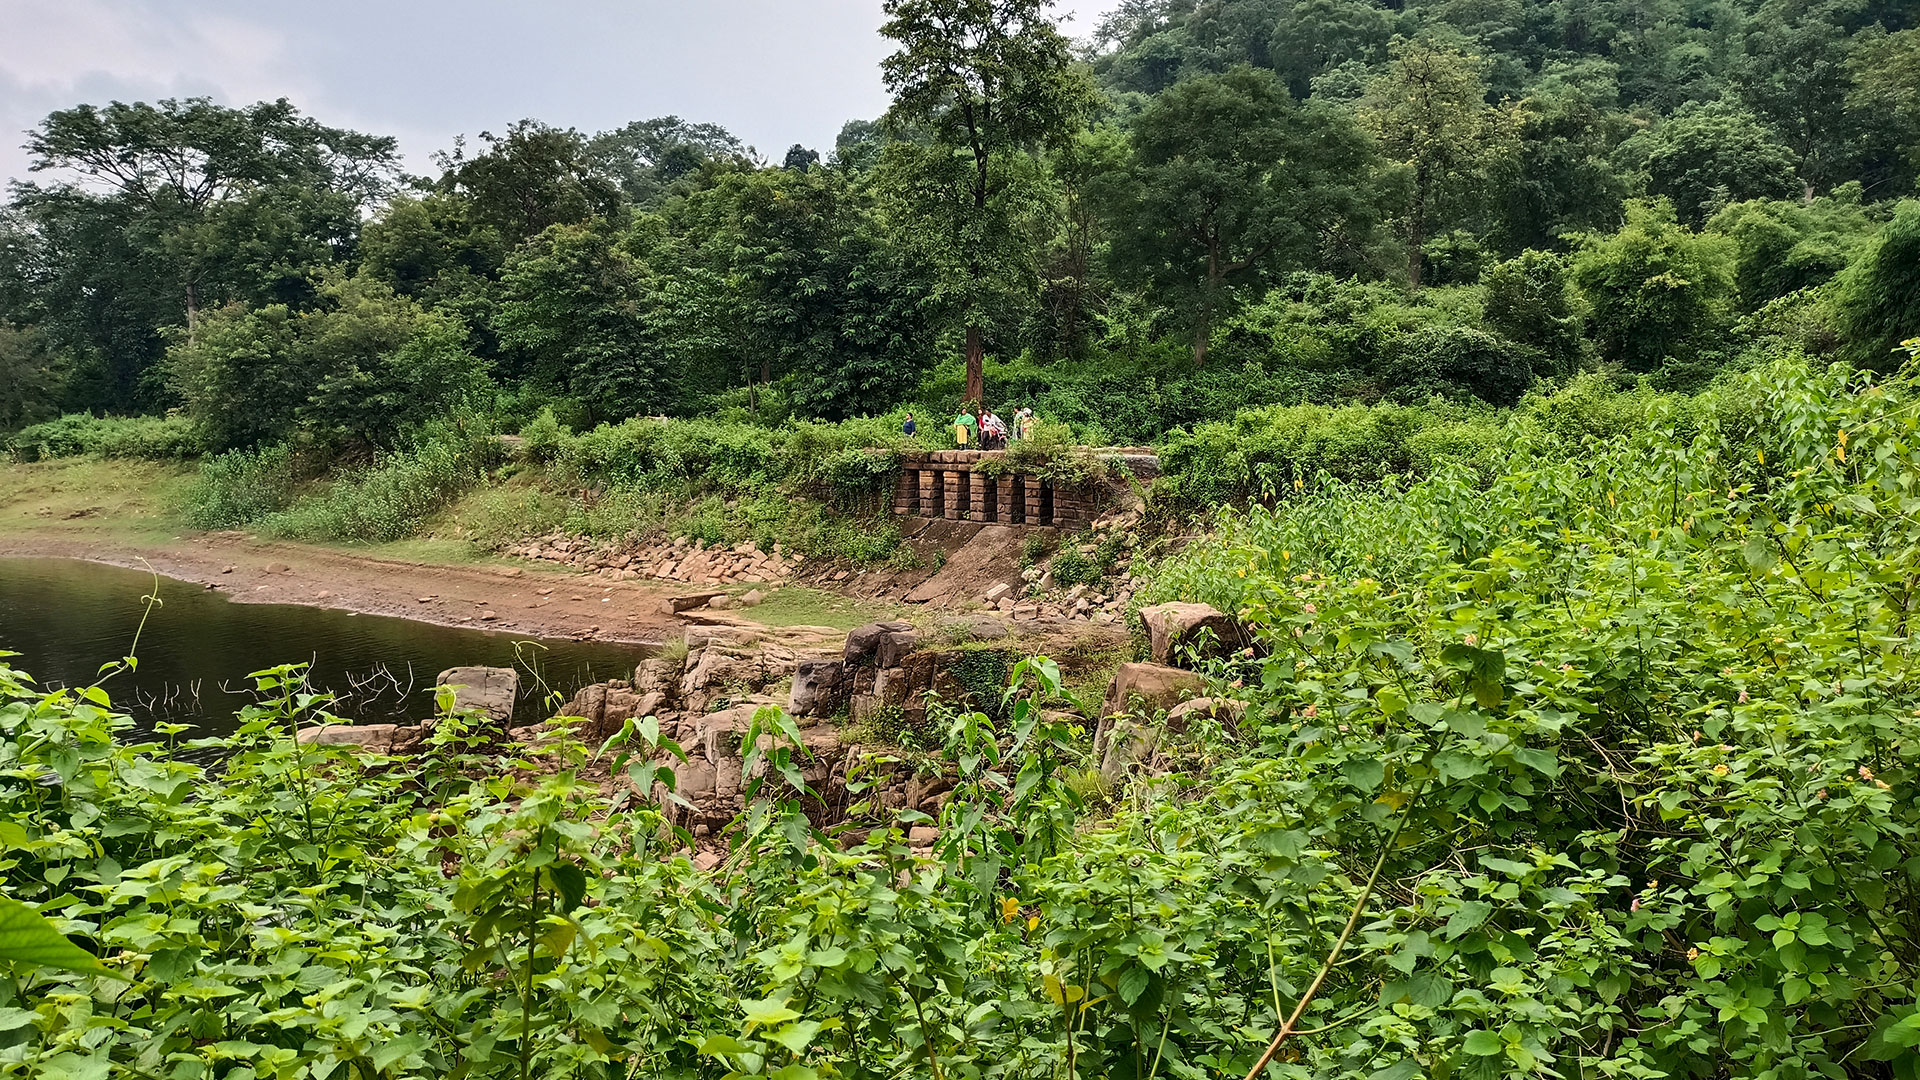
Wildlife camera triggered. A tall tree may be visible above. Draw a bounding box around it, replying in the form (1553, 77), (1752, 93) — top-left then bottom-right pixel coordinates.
(879, 0), (1092, 407)
(494, 223), (669, 420)
(1108, 66), (1380, 363)
(583, 117), (752, 204)
(1358, 39), (1519, 290)
(436, 121), (622, 249)
(10, 97), (398, 410)
(1849, 28), (1920, 178)
(1571, 198), (1736, 378)
(1619, 101), (1800, 226)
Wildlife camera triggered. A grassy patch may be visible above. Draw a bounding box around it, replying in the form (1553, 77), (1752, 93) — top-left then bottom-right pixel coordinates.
(0, 459), (195, 539)
(741, 586), (896, 631)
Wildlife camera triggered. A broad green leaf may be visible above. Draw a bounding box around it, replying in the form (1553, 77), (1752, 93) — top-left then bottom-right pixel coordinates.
(1463, 1030), (1504, 1056)
(0, 896), (125, 979)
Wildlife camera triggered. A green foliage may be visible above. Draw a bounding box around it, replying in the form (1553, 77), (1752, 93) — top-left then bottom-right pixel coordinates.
(977, 419), (1104, 487)
(11, 358), (1920, 1078)
(1830, 200), (1920, 372)
(1139, 354), (1920, 1077)
(178, 421), (500, 541)
(1357, 38), (1519, 288)
(1048, 546), (1099, 589)
(1105, 64), (1381, 362)
(1385, 325), (1537, 406)
(1572, 199), (1737, 381)
(5, 413), (203, 462)
(168, 273), (487, 452)
(0, 324), (67, 431)
(260, 428), (499, 544)
(1155, 373), (1724, 510)
(1620, 101), (1802, 225)
(1706, 192), (1876, 312)
(1481, 249), (1583, 376)
(516, 405), (568, 464)
(177, 442), (305, 528)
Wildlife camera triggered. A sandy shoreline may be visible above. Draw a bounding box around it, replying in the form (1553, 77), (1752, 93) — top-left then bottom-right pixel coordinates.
(0, 530), (706, 646)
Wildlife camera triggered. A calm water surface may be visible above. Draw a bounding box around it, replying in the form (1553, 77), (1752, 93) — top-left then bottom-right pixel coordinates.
(0, 557), (645, 746)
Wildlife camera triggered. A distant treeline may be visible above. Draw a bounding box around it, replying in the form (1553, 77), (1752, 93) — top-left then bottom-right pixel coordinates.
(3, 0), (1918, 454)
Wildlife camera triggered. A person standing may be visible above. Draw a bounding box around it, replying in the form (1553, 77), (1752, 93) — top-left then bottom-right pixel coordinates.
(953, 407), (978, 447)
(983, 410), (1008, 449)
(902, 412), (917, 437)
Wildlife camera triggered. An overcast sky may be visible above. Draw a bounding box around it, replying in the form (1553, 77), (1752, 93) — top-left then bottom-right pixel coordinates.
(0, 0), (1120, 187)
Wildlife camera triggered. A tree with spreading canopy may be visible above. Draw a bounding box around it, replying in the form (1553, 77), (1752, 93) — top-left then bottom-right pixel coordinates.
(1105, 65), (1381, 364)
(8, 97), (398, 410)
(1358, 39), (1519, 290)
(878, 0), (1093, 407)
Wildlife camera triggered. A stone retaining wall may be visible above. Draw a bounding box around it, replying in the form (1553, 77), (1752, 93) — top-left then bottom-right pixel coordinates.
(890, 449), (1153, 531)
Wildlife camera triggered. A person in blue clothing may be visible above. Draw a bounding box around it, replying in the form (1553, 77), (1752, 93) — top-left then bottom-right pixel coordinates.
(902, 412), (917, 436)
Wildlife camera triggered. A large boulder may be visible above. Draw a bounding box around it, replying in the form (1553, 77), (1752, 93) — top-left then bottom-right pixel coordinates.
(1099, 696), (1247, 782)
(1101, 662), (1207, 719)
(788, 658), (848, 718)
(436, 666), (519, 725)
(844, 621), (915, 667)
(680, 642), (796, 714)
(1138, 602), (1241, 665)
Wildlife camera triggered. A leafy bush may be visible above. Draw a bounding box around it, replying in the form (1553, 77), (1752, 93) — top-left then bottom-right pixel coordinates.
(7, 356), (1920, 1080)
(180, 421), (501, 541)
(517, 405), (569, 464)
(1048, 546), (1099, 587)
(1136, 354), (1920, 1077)
(177, 442), (305, 528)
(7, 413), (204, 462)
(977, 419), (1105, 487)
(261, 435), (493, 544)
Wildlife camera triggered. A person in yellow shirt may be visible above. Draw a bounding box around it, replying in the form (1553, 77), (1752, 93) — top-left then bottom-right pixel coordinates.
(953, 409), (978, 447)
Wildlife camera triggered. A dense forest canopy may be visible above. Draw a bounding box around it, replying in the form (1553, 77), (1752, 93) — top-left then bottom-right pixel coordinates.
(2, 0), (1917, 448)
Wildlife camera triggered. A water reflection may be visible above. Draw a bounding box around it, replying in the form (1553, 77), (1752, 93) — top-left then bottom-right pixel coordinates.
(0, 557), (645, 747)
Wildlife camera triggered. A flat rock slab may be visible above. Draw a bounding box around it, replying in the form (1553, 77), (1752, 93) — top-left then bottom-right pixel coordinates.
(297, 723), (414, 752)
(436, 666), (519, 724)
(670, 592), (728, 612)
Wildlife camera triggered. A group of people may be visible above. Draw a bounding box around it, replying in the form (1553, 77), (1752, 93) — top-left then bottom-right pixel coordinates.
(901, 406), (1035, 449)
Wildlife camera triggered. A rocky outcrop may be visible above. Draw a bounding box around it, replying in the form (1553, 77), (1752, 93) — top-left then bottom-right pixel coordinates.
(787, 659), (848, 718)
(844, 621), (916, 666)
(1098, 695), (1245, 781)
(1101, 662), (1207, 719)
(680, 640), (798, 714)
(504, 533), (802, 586)
(1093, 662), (1206, 773)
(1138, 602), (1241, 665)
(297, 723), (420, 753)
(436, 666), (519, 725)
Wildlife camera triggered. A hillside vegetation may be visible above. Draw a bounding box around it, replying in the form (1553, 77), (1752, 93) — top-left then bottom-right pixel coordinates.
(5, 355), (1919, 1078)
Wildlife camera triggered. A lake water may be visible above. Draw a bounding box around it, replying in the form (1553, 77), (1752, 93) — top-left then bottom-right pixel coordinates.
(0, 557), (646, 747)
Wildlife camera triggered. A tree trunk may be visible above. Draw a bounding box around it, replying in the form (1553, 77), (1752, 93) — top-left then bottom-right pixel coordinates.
(1194, 244), (1218, 365)
(184, 281), (200, 347)
(1408, 161), (1429, 292)
(965, 325), (985, 408)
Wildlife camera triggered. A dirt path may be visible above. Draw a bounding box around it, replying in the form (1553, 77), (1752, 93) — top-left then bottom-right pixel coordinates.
(0, 528), (851, 650)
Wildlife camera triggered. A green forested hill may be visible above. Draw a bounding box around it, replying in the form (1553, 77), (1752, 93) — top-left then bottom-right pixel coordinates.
(2, 0), (1917, 454)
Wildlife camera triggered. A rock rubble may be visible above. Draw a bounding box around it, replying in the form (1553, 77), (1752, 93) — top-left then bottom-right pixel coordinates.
(504, 533), (803, 586)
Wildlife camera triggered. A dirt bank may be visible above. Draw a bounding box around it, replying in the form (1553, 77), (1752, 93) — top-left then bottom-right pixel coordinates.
(0, 529), (852, 650)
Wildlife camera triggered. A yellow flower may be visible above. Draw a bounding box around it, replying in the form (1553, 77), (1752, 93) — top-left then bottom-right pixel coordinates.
(1756, 449), (1765, 465)
(1713, 764), (1729, 775)
(1027, 914), (1040, 932)
(1001, 896), (1022, 924)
